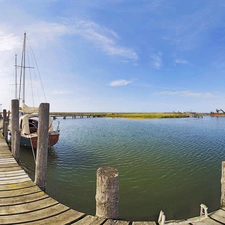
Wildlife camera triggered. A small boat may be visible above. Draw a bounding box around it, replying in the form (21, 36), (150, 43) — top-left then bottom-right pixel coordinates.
(210, 109), (225, 117)
(10, 33), (60, 148)
(19, 112), (59, 148)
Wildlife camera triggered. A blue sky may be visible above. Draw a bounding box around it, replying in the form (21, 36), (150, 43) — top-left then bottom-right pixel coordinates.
(1, 0), (225, 112)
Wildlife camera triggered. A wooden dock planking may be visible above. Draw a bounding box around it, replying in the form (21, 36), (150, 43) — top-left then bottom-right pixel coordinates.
(0, 180), (35, 191)
(132, 222), (156, 225)
(0, 166), (22, 173)
(0, 197), (58, 214)
(71, 215), (106, 225)
(103, 219), (131, 225)
(0, 184), (44, 198)
(208, 209), (225, 224)
(0, 203), (71, 223)
(190, 219), (222, 225)
(26, 210), (85, 225)
(0, 170), (28, 177)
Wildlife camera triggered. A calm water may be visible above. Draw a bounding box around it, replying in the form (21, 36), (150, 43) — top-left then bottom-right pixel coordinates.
(19, 116), (225, 221)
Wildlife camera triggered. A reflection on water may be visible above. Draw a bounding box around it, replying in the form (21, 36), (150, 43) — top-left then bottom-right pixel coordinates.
(19, 116), (225, 221)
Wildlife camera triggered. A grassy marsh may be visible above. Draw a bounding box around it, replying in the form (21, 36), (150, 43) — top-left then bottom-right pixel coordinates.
(105, 112), (190, 119)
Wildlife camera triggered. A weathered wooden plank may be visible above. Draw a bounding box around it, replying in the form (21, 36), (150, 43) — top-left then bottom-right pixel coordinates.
(132, 221), (156, 225)
(0, 146), (10, 151)
(191, 218), (222, 225)
(7, 209), (85, 225)
(103, 219), (131, 225)
(0, 157), (15, 161)
(0, 197), (58, 215)
(0, 176), (31, 184)
(0, 191), (48, 205)
(0, 181), (35, 191)
(0, 170), (26, 177)
(0, 142), (8, 147)
(0, 185), (42, 197)
(71, 215), (106, 225)
(0, 163), (20, 168)
(0, 173), (29, 181)
(0, 203), (70, 224)
(209, 209), (225, 224)
(0, 159), (15, 164)
(0, 155), (14, 159)
(0, 166), (22, 172)
(0, 171), (28, 178)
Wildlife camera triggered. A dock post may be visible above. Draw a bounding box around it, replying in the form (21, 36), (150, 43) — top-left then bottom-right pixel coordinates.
(14, 129), (21, 162)
(35, 103), (49, 191)
(200, 204), (208, 218)
(3, 120), (8, 143)
(3, 109), (7, 137)
(95, 166), (119, 219)
(11, 99), (20, 162)
(158, 210), (166, 225)
(221, 161), (225, 206)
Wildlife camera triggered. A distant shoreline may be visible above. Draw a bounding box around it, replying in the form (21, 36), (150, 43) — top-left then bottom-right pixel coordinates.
(50, 112), (209, 119)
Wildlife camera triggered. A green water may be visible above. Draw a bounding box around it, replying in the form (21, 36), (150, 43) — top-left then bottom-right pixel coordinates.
(19, 116), (225, 221)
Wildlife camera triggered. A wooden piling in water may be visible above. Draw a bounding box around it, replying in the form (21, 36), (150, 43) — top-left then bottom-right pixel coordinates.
(221, 161), (225, 207)
(3, 121), (8, 143)
(11, 99), (20, 162)
(2, 109), (7, 137)
(95, 166), (119, 219)
(34, 103), (49, 191)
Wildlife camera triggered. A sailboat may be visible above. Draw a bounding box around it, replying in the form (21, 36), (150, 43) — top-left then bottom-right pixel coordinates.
(14, 33), (60, 148)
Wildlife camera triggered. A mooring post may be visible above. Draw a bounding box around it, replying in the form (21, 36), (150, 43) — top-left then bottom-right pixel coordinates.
(95, 166), (119, 219)
(3, 121), (8, 142)
(14, 129), (21, 162)
(158, 210), (166, 225)
(3, 109), (7, 137)
(11, 99), (20, 162)
(221, 161), (225, 206)
(200, 204), (208, 218)
(35, 103), (49, 191)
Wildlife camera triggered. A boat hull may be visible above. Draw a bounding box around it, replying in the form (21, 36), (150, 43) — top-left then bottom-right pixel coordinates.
(20, 132), (59, 148)
(210, 113), (225, 117)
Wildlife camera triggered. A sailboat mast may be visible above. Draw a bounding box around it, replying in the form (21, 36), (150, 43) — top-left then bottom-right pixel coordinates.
(14, 54), (17, 99)
(22, 32), (26, 103)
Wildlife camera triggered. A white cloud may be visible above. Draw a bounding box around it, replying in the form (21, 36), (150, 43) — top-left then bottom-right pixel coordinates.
(0, 32), (21, 52)
(156, 90), (220, 98)
(109, 79), (133, 87)
(175, 59), (189, 65)
(52, 90), (73, 95)
(64, 19), (138, 61)
(151, 51), (162, 69)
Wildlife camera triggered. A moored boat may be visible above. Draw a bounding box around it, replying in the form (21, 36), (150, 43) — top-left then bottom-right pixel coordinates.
(210, 109), (225, 117)
(19, 113), (59, 148)
(10, 33), (60, 148)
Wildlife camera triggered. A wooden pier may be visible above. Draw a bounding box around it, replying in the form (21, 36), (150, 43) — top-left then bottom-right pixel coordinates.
(1, 121), (225, 224)
(50, 112), (106, 119)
